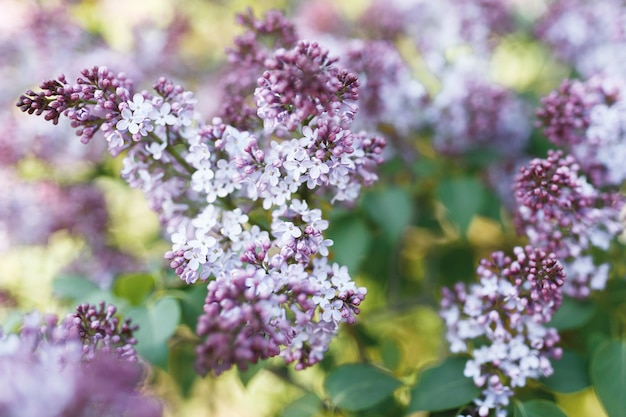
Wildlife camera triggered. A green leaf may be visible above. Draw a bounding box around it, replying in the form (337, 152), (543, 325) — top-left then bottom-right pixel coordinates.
(548, 297), (596, 331)
(436, 176), (487, 234)
(169, 342), (198, 398)
(112, 273), (155, 305)
(326, 215), (373, 272)
(380, 339), (402, 372)
(127, 296), (181, 368)
(540, 350), (590, 393)
(282, 393), (322, 417)
(175, 284), (207, 330)
(513, 400), (568, 417)
(590, 340), (626, 417)
(362, 187), (414, 243)
(324, 363), (402, 411)
(408, 357), (479, 413)
(52, 276), (100, 301)
(238, 359), (267, 387)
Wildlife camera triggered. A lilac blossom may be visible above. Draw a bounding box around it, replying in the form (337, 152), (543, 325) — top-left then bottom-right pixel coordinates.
(359, 0), (514, 72)
(536, 75), (626, 186)
(18, 12), (385, 375)
(535, 0), (626, 77)
(440, 246), (565, 417)
(0, 307), (160, 417)
(427, 62), (531, 158)
(513, 150), (624, 297)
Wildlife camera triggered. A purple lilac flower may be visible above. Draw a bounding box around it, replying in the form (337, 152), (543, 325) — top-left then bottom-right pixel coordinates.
(18, 10), (385, 375)
(0, 309), (161, 417)
(537, 76), (626, 187)
(513, 150), (624, 297)
(427, 63), (531, 158)
(339, 40), (428, 137)
(359, 0), (514, 72)
(72, 301), (139, 362)
(440, 246), (565, 417)
(217, 8), (298, 131)
(537, 75), (626, 187)
(535, 0), (626, 77)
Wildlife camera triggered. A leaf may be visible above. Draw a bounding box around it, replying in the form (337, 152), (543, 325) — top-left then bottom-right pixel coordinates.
(324, 363), (402, 411)
(407, 357), (480, 413)
(127, 296), (181, 368)
(282, 393), (322, 417)
(548, 296), (596, 331)
(590, 340), (626, 417)
(113, 272), (155, 305)
(362, 186), (414, 243)
(238, 359), (267, 387)
(326, 215), (373, 272)
(176, 284), (207, 330)
(169, 342), (198, 398)
(513, 400), (568, 417)
(436, 176), (487, 234)
(540, 350), (590, 393)
(52, 276), (100, 301)
(380, 339), (402, 372)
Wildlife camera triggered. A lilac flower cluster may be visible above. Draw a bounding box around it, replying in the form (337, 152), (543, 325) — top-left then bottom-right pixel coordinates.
(536, 0), (626, 78)
(72, 301), (139, 362)
(17, 10), (384, 375)
(514, 150), (624, 298)
(441, 246), (565, 417)
(427, 63), (531, 158)
(0, 307), (160, 417)
(537, 75), (626, 187)
(218, 8), (298, 131)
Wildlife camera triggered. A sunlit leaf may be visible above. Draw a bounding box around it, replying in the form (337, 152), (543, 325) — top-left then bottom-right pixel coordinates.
(590, 340), (626, 417)
(282, 393), (322, 417)
(113, 272), (155, 305)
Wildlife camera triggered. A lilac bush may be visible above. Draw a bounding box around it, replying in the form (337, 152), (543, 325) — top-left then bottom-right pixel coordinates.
(5, 1), (626, 416)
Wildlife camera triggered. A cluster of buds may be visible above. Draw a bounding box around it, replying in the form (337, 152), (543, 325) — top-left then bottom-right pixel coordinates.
(514, 150), (624, 297)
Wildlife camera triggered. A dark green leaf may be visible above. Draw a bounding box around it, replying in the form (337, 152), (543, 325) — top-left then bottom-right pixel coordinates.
(436, 176), (487, 234)
(408, 357), (479, 413)
(127, 296), (181, 368)
(176, 284), (207, 329)
(326, 215), (373, 272)
(169, 342), (197, 398)
(540, 350), (590, 393)
(590, 340), (626, 417)
(362, 187), (414, 243)
(113, 273), (155, 305)
(548, 297), (596, 331)
(282, 393), (322, 417)
(324, 363), (402, 411)
(513, 400), (568, 417)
